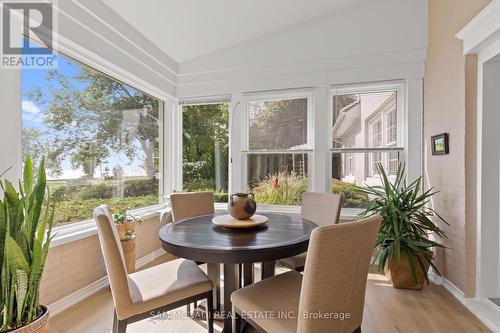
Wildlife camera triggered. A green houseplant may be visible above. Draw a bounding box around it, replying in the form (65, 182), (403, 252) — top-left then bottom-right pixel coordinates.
(111, 210), (143, 241)
(0, 157), (55, 332)
(358, 162), (448, 289)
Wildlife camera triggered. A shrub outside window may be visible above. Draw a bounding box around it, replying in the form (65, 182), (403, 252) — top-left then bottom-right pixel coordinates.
(181, 103), (229, 203)
(22, 49), (163, 227)
(245, 96), (310, 206)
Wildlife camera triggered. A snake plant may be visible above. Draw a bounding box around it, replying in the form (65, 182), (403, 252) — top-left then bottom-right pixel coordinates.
(358, 162), (448, 283)
(0, 157), (55, 330)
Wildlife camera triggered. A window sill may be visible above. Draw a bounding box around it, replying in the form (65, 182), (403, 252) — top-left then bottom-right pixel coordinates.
(215, 203), (360, 221)
(50, 204), (170, 248)
(49, 204), (360, 248)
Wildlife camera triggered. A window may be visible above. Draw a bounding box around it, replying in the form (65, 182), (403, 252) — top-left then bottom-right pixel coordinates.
(245, 95), (311, 205)
(181, 103), (229, 203)
(22, 47), (163, 227)
(331, 87), (403, 208)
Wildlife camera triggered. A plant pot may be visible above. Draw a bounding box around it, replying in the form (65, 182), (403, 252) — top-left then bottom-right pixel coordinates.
(116, 220), (136, 240)
(121, 237), (136, 273)
(384, 252), (431, 290)
(116, 223), (128, 240)
(10, 305), (49, 333)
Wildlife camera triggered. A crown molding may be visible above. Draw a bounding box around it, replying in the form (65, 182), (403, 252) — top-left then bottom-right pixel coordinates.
(456, 0), (500, 55)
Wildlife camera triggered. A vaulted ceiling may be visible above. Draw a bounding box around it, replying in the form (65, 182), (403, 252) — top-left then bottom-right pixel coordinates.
(100, 0), (369, 63)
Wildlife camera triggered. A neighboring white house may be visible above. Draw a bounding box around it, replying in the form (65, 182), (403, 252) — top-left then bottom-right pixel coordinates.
(333, 91), (398, 187)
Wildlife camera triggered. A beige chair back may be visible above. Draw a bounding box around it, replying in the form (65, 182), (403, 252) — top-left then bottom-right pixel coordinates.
(301, 192), (343, 226)
(93, 205), (132, 317)
(297, 215), (382, 333)
(170, 192), (214, 222)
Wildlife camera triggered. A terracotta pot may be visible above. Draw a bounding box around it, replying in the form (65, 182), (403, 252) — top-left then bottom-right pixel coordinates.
(385, 252), (431, 290)
(121, 237), (136, 273)
(116, 223), (128, 240)
(11, 305), (49, 333)
(116, 220), (136, 240)
(228, 193), (257, 220)
(124, 219), (136, 234)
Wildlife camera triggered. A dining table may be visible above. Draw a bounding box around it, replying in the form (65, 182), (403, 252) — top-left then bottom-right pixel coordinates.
(159, 211), (316, 333)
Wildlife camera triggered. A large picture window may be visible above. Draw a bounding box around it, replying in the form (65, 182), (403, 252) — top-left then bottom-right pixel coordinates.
(22, 48), (163, 227)
(331, 87), (403, 209)
(245, 95), (311, 206)
(181, 103), (229, 203)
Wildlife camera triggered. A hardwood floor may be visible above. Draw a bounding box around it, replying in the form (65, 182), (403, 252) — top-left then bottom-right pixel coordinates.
(48, 256), (491, 333)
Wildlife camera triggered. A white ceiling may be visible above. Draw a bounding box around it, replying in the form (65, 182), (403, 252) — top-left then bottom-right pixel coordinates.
(101, 0), (368, 63)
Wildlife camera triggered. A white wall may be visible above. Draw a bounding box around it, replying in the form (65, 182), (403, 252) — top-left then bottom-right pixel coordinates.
(177, 0), (427, 97)
(55, 0), (177, 99)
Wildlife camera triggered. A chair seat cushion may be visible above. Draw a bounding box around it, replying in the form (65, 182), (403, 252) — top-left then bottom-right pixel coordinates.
(231, 271), (303, 333)
(126, 259), (212, 317)
(278, 252), (307, 269)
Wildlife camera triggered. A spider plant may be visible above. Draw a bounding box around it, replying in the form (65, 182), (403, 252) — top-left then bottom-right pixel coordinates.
(358, 162), (448, 284)
(0, 156), (55, 330)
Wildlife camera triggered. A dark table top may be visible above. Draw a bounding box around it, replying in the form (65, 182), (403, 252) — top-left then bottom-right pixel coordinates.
(159, 212), (316, 263)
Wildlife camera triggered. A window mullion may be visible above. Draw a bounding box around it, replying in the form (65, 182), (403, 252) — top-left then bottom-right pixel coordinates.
(312, 87), (330, 193)
(231, 94), (245, 193)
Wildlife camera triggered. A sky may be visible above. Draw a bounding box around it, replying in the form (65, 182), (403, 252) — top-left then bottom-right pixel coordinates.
(21, 41), (154, 180)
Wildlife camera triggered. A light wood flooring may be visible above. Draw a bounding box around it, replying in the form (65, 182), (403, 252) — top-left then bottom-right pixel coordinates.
(48, 255), (491, 333)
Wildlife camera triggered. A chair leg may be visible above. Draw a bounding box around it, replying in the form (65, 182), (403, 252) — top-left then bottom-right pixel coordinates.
(113, 310), (127, 333)
(353, 327), (361, 333)
(294, 265), (305, 272)
(206, 293), (214, 333)
(232, 305), (241, 333)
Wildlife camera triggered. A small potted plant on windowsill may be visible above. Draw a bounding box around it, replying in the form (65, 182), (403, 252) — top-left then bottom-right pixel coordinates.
(112, 210), (143, 241)
(358, 162), (449, 290)
(111, 210), (143, 273)
(0, 157), (55, 333)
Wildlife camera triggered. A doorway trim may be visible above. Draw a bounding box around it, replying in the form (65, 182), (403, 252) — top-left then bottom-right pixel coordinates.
(457, 1), (500, 331)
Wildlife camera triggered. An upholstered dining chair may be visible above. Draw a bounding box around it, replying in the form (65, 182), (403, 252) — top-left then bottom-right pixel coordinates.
(232, 215), (381, 333)
(278, 192), (343, 271)
(170, 191), (214, 222)
(170, 192), (215, 312)
(93, 205), (214, 333)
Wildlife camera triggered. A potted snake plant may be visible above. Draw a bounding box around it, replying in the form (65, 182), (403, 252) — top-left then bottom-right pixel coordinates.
(358, 162), (448, 289)
(0, 157), (55, 332)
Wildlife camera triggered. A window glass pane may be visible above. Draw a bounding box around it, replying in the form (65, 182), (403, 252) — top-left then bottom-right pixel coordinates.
(332, 151), (401, 208)
(182, 104), (229, 203)
(332, 91), (398, 148)
(386, 109), (397, 146)
(22, 47), (162, 226)
(248, 153), (308, 205)
(249, 98), (307, 150)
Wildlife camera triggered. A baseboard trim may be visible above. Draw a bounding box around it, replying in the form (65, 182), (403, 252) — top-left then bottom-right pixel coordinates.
(135, 248), (166, 268)
(48, 248), (166, 317)
(48, 276), (109, 317)
(429, 272), (500, 332)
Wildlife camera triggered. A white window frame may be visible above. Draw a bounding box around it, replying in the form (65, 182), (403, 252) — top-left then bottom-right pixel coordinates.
(240, 89), (314, 209)
(329, 81), (406, 216)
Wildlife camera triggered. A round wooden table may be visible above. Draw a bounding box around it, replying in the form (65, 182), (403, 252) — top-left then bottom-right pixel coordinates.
(159, 212), (316, 333)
